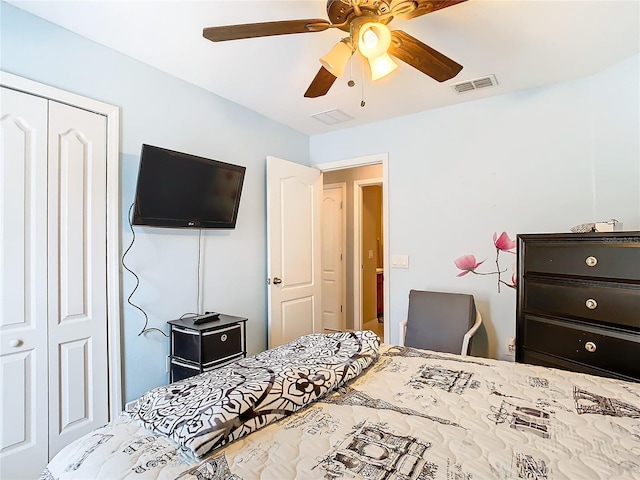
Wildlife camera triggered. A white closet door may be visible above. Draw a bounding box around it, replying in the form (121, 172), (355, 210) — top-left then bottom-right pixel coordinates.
(47, 101), (109, 457)
(0, 88), (49, 479)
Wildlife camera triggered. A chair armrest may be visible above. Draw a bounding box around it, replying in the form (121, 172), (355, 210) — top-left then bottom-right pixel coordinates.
(399, 319), (407, 346)
(461, 309), (482, 356)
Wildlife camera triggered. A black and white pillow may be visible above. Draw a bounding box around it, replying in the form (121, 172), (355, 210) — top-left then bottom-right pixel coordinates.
(126, 330), (380, 458)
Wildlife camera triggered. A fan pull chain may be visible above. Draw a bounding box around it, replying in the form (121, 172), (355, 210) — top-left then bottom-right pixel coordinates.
(347, 25), (356, 88)
(348, 54), (355, 88)
(360, 61), (366, 107)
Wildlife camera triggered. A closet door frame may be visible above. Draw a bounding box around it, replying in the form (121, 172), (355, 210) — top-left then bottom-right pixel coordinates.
(0, 70), (123, 417)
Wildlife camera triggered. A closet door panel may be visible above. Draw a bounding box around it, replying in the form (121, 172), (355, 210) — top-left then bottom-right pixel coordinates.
(0, 87), (49, 479)
(47, 101), (108, 458)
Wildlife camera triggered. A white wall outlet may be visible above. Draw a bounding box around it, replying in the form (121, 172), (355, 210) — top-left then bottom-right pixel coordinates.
(391, 254), (409, 269)
(506, 337), (516, 356)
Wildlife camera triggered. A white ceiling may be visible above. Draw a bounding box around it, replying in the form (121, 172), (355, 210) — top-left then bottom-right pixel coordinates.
(9, 0), (640, 136)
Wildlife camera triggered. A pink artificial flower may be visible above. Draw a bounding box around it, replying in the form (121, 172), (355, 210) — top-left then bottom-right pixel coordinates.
(454, 254), (485, 277)
(511, 272), (518, 287)
(493, 231), (516, 252)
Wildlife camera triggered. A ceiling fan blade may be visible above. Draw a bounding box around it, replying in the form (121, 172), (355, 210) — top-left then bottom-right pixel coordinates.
(396, 0), (468, 20)
(203, 19), (331, 42)
(388, 30), (462, 82)
(304, 67), (337, 98)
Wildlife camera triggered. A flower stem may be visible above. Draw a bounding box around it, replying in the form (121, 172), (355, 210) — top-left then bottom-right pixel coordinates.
(499, 279), (516, 289)
(495, 248), (502, 293)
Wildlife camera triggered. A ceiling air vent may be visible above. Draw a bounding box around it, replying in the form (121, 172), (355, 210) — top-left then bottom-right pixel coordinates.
(451, 75), (498, 94)
(311, 108), (354, 125)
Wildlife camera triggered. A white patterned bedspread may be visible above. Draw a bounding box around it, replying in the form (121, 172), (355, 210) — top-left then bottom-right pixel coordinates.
(42, 342), (640, 479)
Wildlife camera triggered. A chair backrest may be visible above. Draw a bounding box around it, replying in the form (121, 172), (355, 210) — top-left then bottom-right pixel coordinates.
(404, 290), (477, 354)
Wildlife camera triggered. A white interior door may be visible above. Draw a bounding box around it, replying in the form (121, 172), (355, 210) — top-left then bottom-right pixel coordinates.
(266, 156), (322, 348)
(322, 184), (346, 332)
(47, 101), (109, 457)
(0, 87), (50, 480)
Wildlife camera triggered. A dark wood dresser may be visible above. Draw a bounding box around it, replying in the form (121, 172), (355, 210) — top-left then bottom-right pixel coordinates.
(516, 232), (640, 382)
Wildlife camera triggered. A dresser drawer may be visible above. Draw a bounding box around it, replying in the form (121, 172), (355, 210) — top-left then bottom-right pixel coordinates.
(172, 324), (242, 365)
(200, 325), (242, 365)
(523, 241), (640, 281)
(524, 279), (640, 330)
(170, 353), (244, 383)
(519, 349), (637, 382)
(522, 315), (640, 380)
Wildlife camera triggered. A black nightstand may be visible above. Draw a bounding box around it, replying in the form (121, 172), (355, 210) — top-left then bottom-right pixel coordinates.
(168, 314), (247, 382)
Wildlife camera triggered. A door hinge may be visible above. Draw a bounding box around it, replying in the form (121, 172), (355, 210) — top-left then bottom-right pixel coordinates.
(340, 305), (343, 313)
(340, 201), (343, 209)
(340, 253), (343, 260)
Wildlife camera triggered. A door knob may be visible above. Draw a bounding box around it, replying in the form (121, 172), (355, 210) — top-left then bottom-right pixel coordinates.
(273, 277), (282, 285)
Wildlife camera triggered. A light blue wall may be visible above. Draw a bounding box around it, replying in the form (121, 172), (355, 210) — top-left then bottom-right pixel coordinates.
(1, 2), (310, 402)
(310, 54), (640, 359)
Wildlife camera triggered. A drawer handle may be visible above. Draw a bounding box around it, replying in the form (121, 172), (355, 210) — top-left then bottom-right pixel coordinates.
(585, 298), (598, 310)
(585, 256), (598, 267)
(220, 334), (228, 342)
(585, 341), (597, 353)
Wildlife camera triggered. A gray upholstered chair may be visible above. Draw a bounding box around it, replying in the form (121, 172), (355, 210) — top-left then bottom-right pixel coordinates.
(398, 290), (482, 356)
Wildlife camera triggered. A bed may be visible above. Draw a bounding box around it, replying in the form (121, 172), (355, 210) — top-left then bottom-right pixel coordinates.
(41, 330), (640, 479)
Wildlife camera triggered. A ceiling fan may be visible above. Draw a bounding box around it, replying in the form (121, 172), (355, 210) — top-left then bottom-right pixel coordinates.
(203, 0), (467, 98)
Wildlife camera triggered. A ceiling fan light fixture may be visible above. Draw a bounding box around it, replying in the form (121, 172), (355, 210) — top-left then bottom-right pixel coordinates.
(357, 22), (392, 59)
(368, 52), (398, 81)
(202, 0), (469, 99)
(362, 29), (379, 50)
(319, 39), (353, 78)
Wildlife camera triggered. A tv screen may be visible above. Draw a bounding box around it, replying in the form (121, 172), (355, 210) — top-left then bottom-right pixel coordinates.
(132, 144), (246, 229)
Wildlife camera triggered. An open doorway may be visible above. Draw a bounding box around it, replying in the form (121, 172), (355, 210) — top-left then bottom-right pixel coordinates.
(321, 162), (386, 341)
(266, 154), (387, 348)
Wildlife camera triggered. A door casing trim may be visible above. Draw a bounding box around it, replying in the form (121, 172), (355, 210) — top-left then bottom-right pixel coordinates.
(314, 153), (389, 342)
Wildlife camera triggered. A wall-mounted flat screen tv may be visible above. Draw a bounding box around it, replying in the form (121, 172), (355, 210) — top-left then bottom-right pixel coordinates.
(133, 144), (246, 229)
